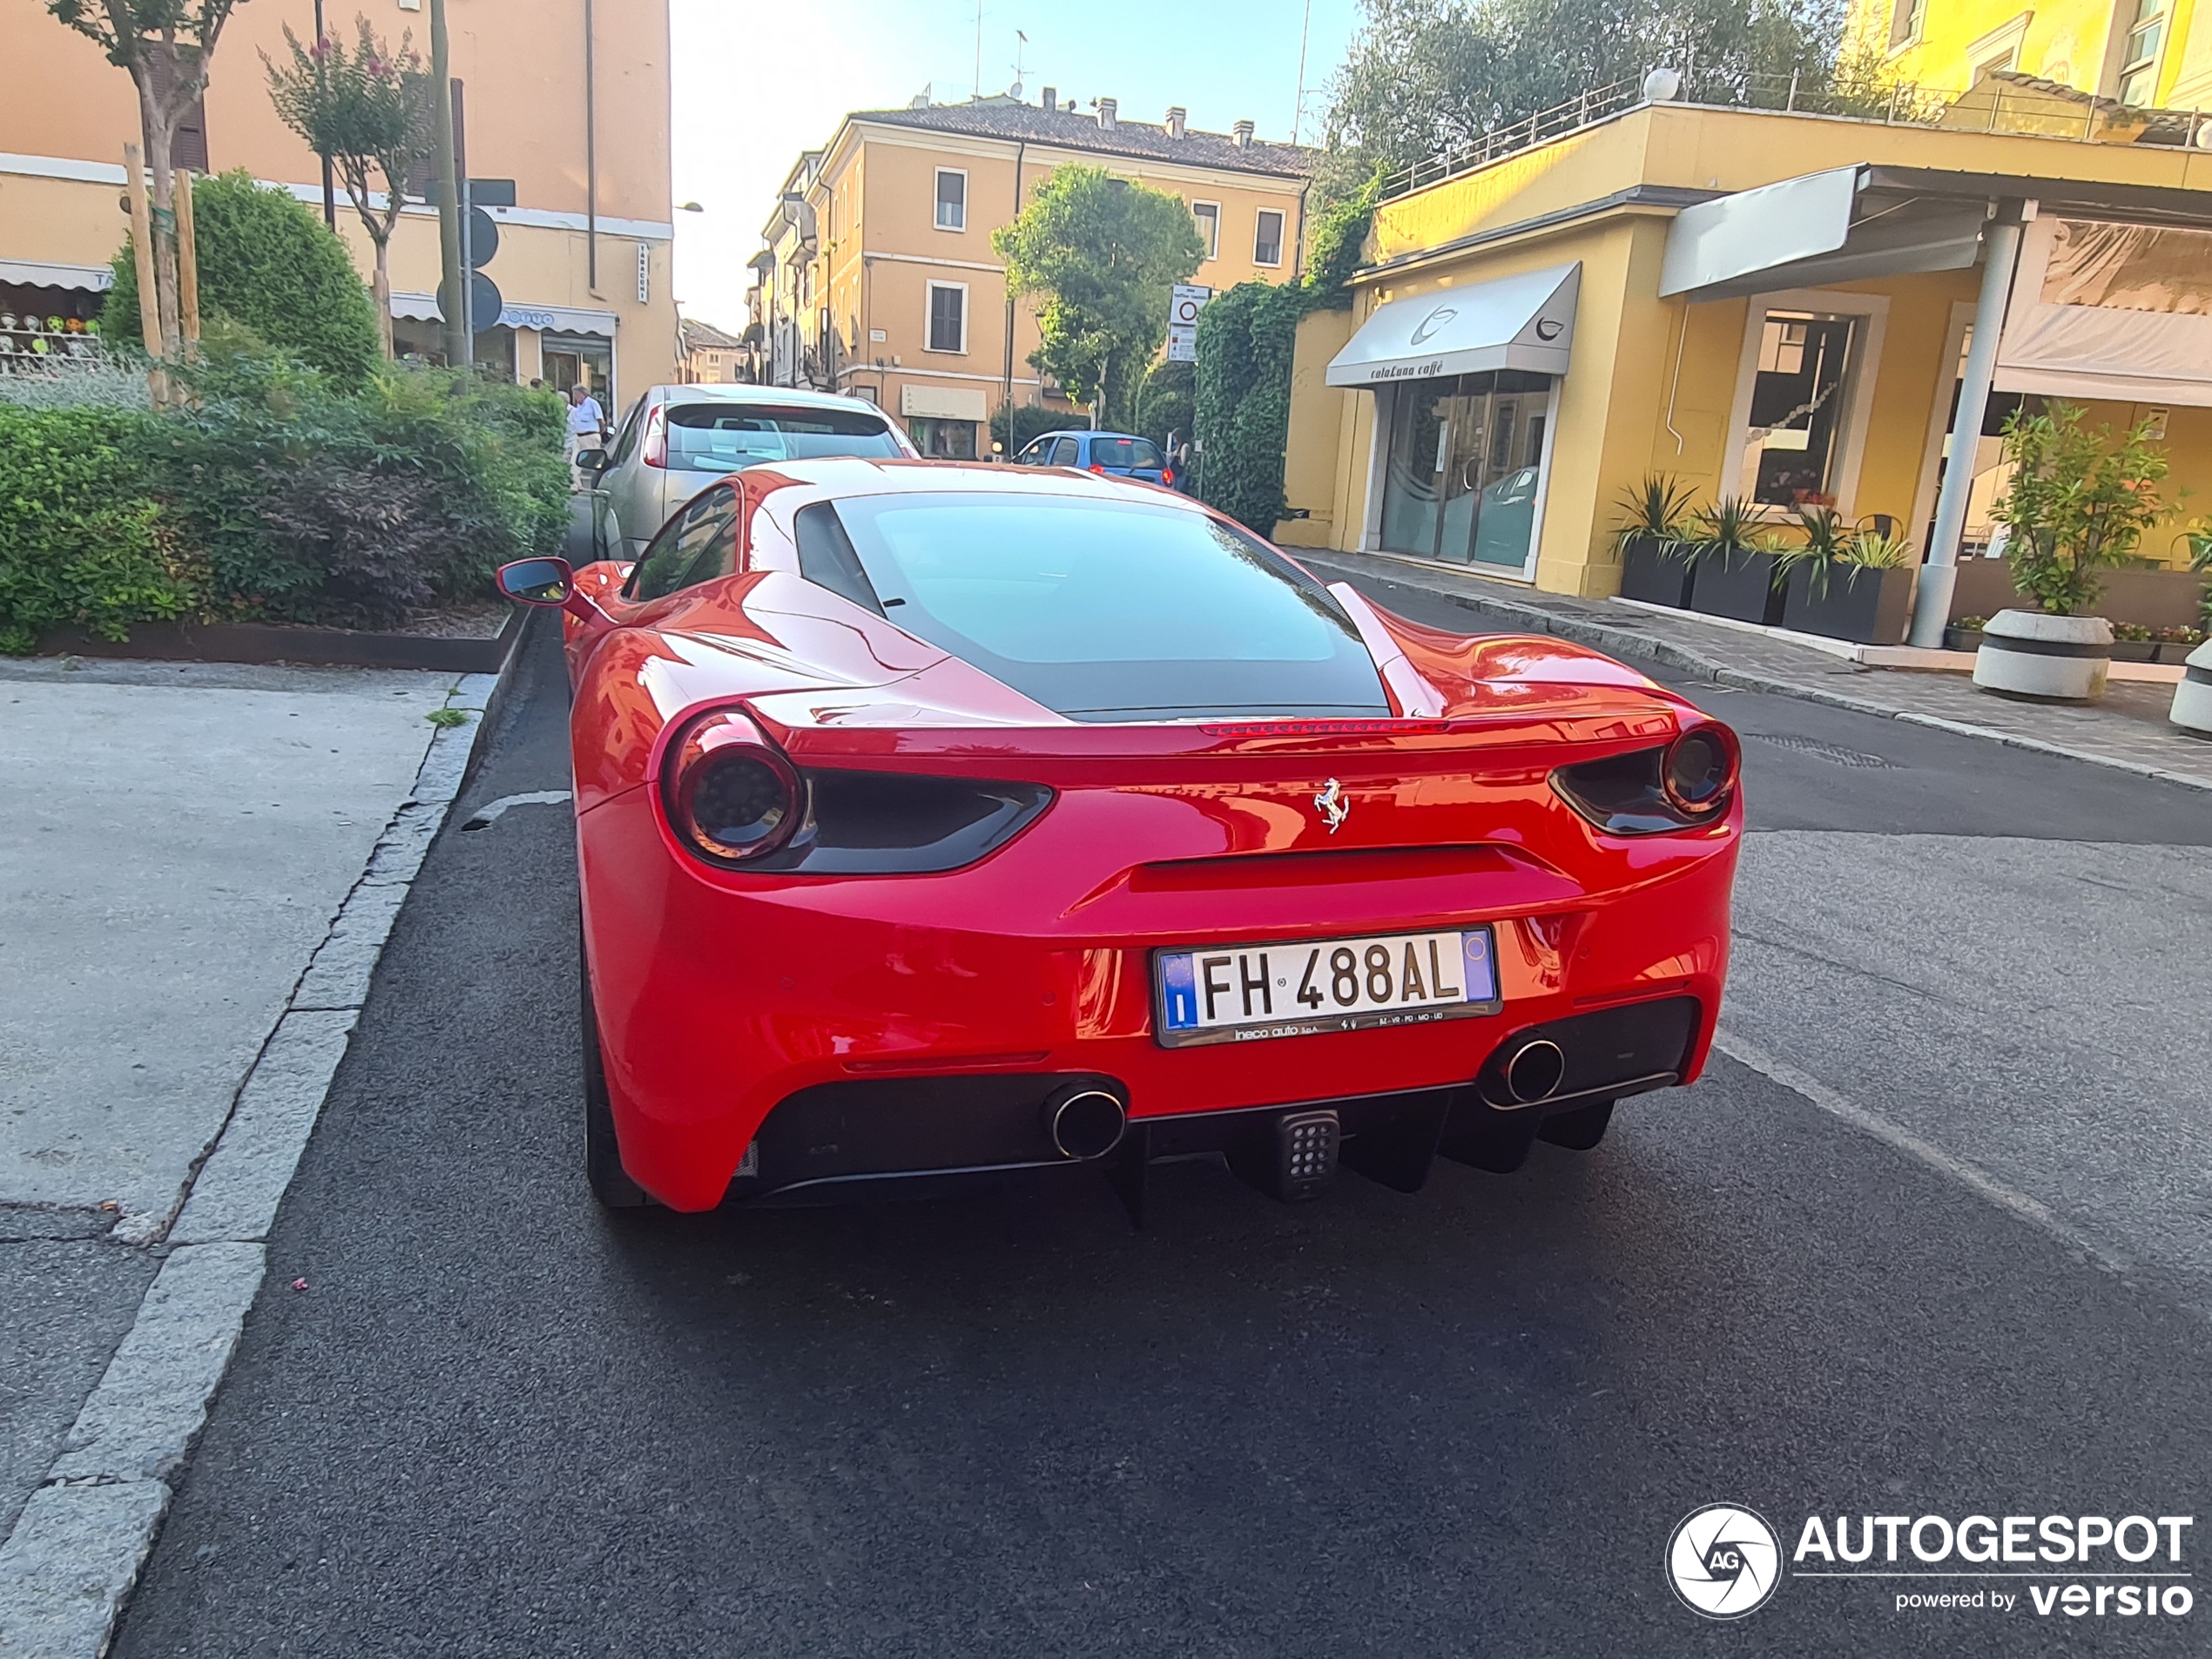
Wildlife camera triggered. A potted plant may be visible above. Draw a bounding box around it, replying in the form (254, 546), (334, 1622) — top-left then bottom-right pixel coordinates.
(2109, 622), (2159, 662)
(1945, 615), (1989, 652)
(1612, 475), (1702, 608)
(2154, 624), (2206, 664)
(1687, 497), (1786, 624)
(1975, 405), (2168, 703)
(1776, 511), (1916, 644)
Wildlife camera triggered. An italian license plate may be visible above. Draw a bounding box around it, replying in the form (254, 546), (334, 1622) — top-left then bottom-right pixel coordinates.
(1153, 926), (1501, 1049)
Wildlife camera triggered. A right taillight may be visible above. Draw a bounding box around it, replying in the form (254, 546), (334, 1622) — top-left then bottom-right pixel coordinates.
(661, 710), (799, 866)
(641, 405), (668, 469)
(1551, 723), (1739, 835)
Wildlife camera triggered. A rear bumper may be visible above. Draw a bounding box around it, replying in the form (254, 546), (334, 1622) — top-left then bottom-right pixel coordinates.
(578, 786), (1736, 1211)
(732, 995), (1700, 1204)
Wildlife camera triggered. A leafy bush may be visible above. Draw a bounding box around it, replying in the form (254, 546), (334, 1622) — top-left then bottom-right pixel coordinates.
(0, 353), (154, 411)
(1993, 403), (2168, 615)
(1190, 180), (1378, 533)
(105, 170), (379, 385)
(0, 405), (199, 653)
(0, 353), (565, 650)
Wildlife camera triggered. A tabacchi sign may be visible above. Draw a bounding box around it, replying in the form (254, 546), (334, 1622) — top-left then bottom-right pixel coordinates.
(1670, 1505), (2195, 1623)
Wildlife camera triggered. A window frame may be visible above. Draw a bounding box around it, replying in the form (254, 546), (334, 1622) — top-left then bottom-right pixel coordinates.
(622, 482), (742, 602)
(1888, 0), (1925, 51)
(1721, 287), (1889, 521)
(1253, 208), (1286, 268)
(924, 280), (969, 354)
(1191, 199), (1221, 260)
(934, 167), (968, 233)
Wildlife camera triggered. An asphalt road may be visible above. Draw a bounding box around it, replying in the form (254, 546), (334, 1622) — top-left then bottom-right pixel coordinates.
(113, 607), (2212, 1657)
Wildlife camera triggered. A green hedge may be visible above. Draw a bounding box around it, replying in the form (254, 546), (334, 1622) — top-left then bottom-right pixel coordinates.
(106, 171), (379, 386)
(0, 358), (567, 651)
(1192, 181), (1378, 533)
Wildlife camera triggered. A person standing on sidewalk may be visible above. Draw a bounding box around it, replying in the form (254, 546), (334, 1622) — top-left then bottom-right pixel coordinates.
(564, 383), (606, 491)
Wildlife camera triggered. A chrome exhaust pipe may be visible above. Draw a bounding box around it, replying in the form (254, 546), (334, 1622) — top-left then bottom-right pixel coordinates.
(1501, 1038), (1567, 1105)
(1045, 1085), (1128, 1160)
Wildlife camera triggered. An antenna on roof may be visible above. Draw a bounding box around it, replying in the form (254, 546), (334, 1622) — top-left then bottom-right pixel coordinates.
(1291, 0), (1314, 145)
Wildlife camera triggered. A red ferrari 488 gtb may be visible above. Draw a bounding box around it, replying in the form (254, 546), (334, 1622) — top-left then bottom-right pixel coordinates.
(497, 460), (1740, 1217)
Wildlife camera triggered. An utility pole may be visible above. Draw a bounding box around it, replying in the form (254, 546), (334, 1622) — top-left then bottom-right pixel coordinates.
(429, 0), (469, 367)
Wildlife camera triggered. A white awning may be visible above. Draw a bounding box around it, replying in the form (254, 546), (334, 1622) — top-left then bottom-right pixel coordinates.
(1326, 263), (1579, 387)
(1996, 214), (2212, 407)
(0, 258), (114, 293)
(388, 293), (618, 336)
(1660, 166), (1986, 300)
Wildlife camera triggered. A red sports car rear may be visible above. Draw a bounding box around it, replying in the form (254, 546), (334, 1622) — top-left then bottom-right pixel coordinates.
(499, 460), (1740, 1217)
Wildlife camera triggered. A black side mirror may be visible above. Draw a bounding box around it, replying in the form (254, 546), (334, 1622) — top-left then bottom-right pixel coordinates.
(497, 556), (575, 606)
(574, 448), (609, 472)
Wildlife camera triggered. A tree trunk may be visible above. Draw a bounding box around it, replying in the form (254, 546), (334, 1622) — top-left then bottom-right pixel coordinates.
(372, 235), (395, 359)
(136, 69), (183, 370)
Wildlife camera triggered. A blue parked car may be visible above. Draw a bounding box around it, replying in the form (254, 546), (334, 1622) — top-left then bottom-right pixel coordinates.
(1012, 428), (1177, 489)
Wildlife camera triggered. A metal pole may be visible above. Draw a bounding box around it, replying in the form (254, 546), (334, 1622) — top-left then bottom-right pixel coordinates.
(1909, 202), (2027, 648)
(314, 0), (335, 228)
(584, 0), (598, 291)
(454, 78), (473, 365)
(429, 0), (467, 367)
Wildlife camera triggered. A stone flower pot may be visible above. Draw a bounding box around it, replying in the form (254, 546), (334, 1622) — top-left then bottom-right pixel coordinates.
(1617, 533), (1697, 608)
(2170, 638), (2212, 735)
(1972, 610), (2112, 702)
(1689, 548), (1785, 625)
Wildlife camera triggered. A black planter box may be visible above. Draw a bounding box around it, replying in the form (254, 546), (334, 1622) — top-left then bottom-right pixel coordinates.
(1944, 625), (1985, 653)
(2155, 639), (2206, 664)
(1689, 548), (1785, 625)
(1778, 562), (1914, 645)
(2109, 639), (2159, 663)
(1617, 533), (1697, 608)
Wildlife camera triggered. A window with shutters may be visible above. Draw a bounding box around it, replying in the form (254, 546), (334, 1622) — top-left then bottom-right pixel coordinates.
(926, 281), (967, 354)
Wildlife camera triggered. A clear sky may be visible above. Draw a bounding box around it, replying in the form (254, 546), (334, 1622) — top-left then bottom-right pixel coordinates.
(669, 0), (1366, 331)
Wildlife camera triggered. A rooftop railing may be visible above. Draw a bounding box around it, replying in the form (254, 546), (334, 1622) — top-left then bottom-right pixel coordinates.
(1376, 66), (2208, 201)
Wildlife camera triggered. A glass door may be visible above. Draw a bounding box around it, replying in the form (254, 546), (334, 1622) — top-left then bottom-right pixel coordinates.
(1379, 381), (1453, 558)
(1470, 374), (1548, 570)
(1379, 371), (1552, 572)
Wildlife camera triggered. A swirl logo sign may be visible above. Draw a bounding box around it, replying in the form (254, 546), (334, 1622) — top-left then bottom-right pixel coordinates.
(1409, 305), (1457, 346)
(1667, 1504), (1781, 1620)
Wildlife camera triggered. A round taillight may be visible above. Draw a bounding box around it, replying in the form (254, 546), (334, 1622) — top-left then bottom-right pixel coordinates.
(1661, 725), (1737, 816)
(662, 711), (800, 865)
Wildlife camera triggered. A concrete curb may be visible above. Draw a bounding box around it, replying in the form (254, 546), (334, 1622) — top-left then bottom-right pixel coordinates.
(0, 665), (509, 1659)
(1298, 551), (2212, 794)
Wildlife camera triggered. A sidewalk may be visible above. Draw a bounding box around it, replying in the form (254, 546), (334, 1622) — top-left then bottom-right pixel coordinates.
(1296, 550), (2212, 792)
(0, 654), (498, 1620)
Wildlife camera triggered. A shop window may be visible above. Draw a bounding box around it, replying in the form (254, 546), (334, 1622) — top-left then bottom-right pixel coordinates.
(1192, 201), (1220, 260)
(1377, 369), (1553, 574)
(1254, 209), (1285, 267)
(907, 416), (976, 459)
(1739, 309), (1859, 509)
(935, 169), (967, 232)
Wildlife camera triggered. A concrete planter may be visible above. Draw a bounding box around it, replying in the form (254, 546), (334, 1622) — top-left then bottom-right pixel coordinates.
(1778, 562), (1914, 644)
(1973, 610), (2112, 702)
(1689, 548), (1785, 625)
(1618, 533), (1697, 608)
(2171, 639), (2212, 735)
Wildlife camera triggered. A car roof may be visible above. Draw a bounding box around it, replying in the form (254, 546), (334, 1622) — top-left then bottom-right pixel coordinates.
(646, 384), (883, 415)
(751, 456), (1202, 505)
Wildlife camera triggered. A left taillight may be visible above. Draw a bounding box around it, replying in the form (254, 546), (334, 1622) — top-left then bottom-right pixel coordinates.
(661, 710), (800, 866)
(1550, 722), (1740, 836)
(642, 405), (667, 469)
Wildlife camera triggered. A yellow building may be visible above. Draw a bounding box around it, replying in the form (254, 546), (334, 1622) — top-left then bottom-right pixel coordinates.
(1279, 87), (2212, 641)
(1855, 0), (2212, 110)
(759, 92), (1314, 457)
(0, 0), (678, 401)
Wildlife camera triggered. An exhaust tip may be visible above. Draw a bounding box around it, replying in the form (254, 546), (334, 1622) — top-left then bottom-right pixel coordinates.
(1503, 1039), (1567, 1105)
(1046, 1086), (1127, 1160)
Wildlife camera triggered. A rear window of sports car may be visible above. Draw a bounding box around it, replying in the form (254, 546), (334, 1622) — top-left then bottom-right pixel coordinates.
(794, 493), (1389, 721)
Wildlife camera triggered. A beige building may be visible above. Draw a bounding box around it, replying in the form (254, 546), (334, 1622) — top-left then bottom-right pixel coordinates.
(758, 92), (1315, 456)
(678, 314), (746, 382)
(0, 0), (678, 402)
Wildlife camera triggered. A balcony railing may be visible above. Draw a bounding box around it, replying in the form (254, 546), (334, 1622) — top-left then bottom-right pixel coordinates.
(1376, 67), (2209, 202)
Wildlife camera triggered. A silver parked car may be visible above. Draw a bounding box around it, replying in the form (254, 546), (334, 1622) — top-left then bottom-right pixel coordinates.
(579, 385), (917, 561)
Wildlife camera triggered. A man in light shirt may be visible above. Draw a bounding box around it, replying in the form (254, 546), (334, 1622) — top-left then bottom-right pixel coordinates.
(565, 383), (606, 491)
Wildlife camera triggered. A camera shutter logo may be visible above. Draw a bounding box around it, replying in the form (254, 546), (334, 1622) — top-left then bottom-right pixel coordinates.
(1667, 1504), (1781, 1619)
